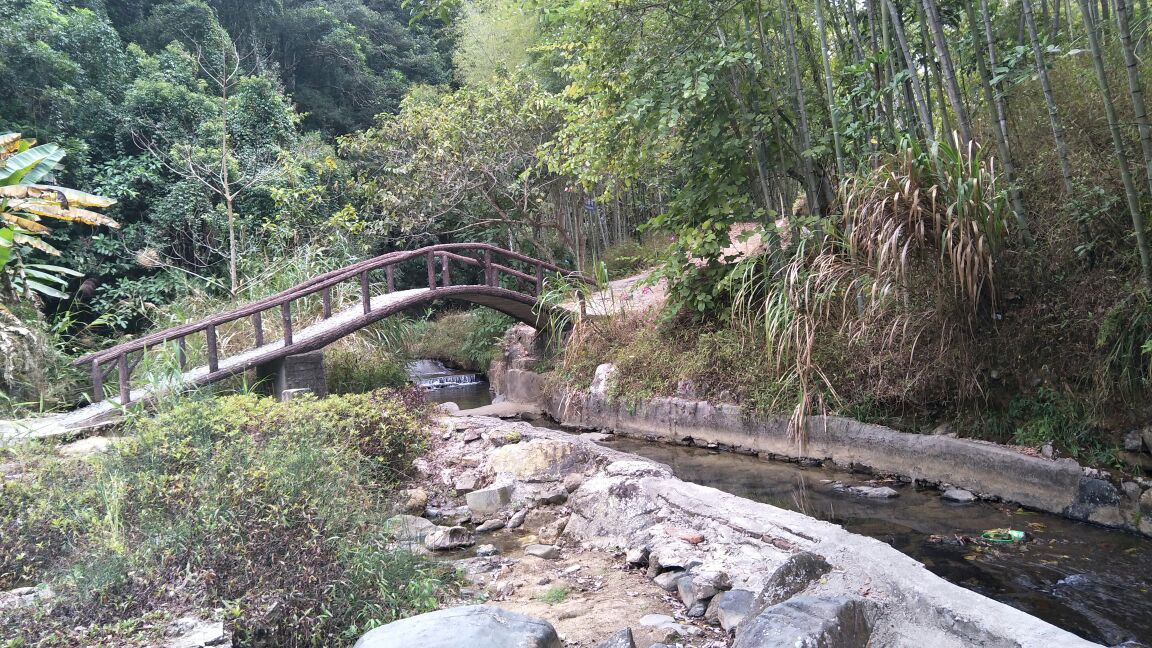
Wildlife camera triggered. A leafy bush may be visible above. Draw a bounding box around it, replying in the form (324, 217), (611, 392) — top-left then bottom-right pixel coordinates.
(326, 347), (411, 394)
(409, 309), (514, 371)
(0, 390), (448, 647)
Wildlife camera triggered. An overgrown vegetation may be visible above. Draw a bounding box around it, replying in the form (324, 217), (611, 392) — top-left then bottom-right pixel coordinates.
(0, 389), (449, 647)
(408, 309), (516, 371)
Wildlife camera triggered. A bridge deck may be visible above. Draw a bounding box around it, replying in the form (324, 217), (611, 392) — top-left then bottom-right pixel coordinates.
(1, 289), (439, 442)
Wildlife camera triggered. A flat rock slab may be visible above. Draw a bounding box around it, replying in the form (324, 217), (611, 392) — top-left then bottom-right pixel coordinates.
(424, 526), (475, 551)
(942, 488), (976, 503)
(455, 402), (544, 419)
(595, 628), (635, 648)
(353, 605), (561, 648)
(524, 544), (561, 559)
(848, 485), (899, 499)
(706, 589), (757, 631)
(488, 439), (595, 482)
(734, 596), (873, 648)
(466, 485), (512, 516)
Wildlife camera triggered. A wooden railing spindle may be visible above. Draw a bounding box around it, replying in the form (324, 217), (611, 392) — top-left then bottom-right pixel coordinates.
(91, 360), (103, 403)
(361, 270), (371, 314)
(426, 251), (436, 289)
(386, 265), (395, 293)
(441, 254), (451, 287)
(322, 286), (332, 318)
(206, 324), (219, 373)
(282, 302), (293, 345)
(252, 311), (264, 348)
(484, 250), (493, 286)
(177, 336), (187, 370)
(117, 354), (130, 404)
(535, 263), (544, 296)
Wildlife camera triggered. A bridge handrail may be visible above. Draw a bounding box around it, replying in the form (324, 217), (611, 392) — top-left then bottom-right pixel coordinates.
(75, 243), (585, 369)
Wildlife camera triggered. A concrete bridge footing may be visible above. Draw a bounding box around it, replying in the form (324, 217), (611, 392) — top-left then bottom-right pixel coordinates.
(257, 351), (327, 401)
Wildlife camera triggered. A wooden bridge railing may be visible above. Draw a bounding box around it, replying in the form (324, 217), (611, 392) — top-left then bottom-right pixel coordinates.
(75, 243), (586, 405)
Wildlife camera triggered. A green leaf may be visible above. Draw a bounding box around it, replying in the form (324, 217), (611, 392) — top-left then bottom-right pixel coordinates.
(1, 144), (65, 185)
(23, 279), (68, 299)
(0, 227), (13, 269)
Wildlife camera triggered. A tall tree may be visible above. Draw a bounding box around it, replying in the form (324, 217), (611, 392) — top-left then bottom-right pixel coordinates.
(884, 0), (935, 138)
(1077, 0), (1152, 293)
(921, 0), (973, 144)
(1021, 0), (1076, 195)
(814, 0), (847, 175)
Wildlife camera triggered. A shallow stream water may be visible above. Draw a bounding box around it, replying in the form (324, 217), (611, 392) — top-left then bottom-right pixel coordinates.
(423, 378), (1152, 645)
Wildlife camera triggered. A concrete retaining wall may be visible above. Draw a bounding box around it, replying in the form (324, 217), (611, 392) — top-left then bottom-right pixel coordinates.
(488, 348), (1152, 537)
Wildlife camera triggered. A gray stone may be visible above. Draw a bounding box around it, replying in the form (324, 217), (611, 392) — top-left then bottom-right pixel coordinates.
(476, 544), (500, 557)
(638, 614), (676, 628)
(677, 575), (719, 610)
(595, 628), (635, 648)
(1143, 426), (1152, 455)
(563, 473), (586, 493)
(488, 438), (595, 482)
(1142, 488), (1152, 516)
(942, 488), (976, 503)
(524, 544), (561, 559)
(756, 552), (832, 608)
(0, 585), (54, 611)
(398, 487), (428, 515)
(454, 473), (481, 494)
(475, 518), (506, 533)
(625, 546), (649, 565)
(734, 596), (874, 648)
(57, 435), (120, 458)
(353, 605), (561, 648)
(466, 485), (512, 516)
(705, 589), (757, 631)
(1124, 430), (1145, 452)
(1041, 443), (1055, 459)
(385, 515), (437, 543)
(1064, 477), (1121, 522)
(507, 507), (530, 529)
(424, 526), (475, 551)
(848, 486), (899, 499)
(537, 516), (569, 544)
(164, 617), (231, 648)
(463, 429), (482, 443)
(686, 601), (707, 618)
(653, 569), (686, 591)
(438, 402), (461, 414)
(536, 484), (569, 505)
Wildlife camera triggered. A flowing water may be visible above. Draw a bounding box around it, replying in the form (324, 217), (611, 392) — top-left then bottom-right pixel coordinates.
(599, 436), (1152, 646)
(436, 383), (1151, 644)
(406, 359), (494, 410)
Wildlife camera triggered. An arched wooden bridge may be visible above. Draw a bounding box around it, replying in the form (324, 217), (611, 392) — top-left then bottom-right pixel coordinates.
(3, 244), (586, 439)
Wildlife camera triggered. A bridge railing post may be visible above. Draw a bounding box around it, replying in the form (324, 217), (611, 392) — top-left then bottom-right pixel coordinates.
(484, 250), (493, 286)
(281, 302), (294, 346)
(426, 251), (436, 289)
(361, 270), (371, 315)
(91, 360), (103, 403)
(385, 265), (395, 293)
(117, 354), (130, 404)
(441, 254), (452, 287)
(535, 263), (544, 297)
(206, 324), (219, 373)
(177, 336), (187, 370)
(322, 286), (332, 318)
(252, 312), (264, 348)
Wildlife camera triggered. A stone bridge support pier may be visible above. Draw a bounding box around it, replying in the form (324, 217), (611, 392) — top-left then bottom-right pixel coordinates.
(256, 351), (328, 401)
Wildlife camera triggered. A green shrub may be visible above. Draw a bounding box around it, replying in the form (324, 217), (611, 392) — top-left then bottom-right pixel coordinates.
(326, 346), (411, 394)
(0, 390), (448, 647)
(409, 309), (514, 371)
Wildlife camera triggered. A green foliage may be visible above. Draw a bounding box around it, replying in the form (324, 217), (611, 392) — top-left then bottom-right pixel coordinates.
(978, 388), (1117, 464)
(408, 309), (515, 370)
(538, 585), (569, 604)
(327, 346), (412, 394)
(1, 390), (447, 646)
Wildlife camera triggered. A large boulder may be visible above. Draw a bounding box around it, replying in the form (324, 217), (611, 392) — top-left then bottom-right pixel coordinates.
(488, 439), (594, 482)
(755, 552), (831, 608)
(734, 596), (874, 648)
(466, 485), (512, 516)
(353, 605), (562, 648)
(424, 526), (475, 551)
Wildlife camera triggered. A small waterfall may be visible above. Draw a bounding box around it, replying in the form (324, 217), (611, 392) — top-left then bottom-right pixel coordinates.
(416, 373), (484, 389)
(407, 359), (485, 390)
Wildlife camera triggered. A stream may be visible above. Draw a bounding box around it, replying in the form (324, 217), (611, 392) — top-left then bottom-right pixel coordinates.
(417, 372), (1152, 645)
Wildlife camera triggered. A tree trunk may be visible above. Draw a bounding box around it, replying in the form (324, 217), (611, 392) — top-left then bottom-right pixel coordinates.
(815, 0), (847, 175)
(1078, 0), (1152, 293)
(968, 0), (1032, 241)
(1022, 0), (1076, 195)
(782, 0), (820, 214)
(884, 0), (935, 138)
(1116, 0), (1152, 198)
